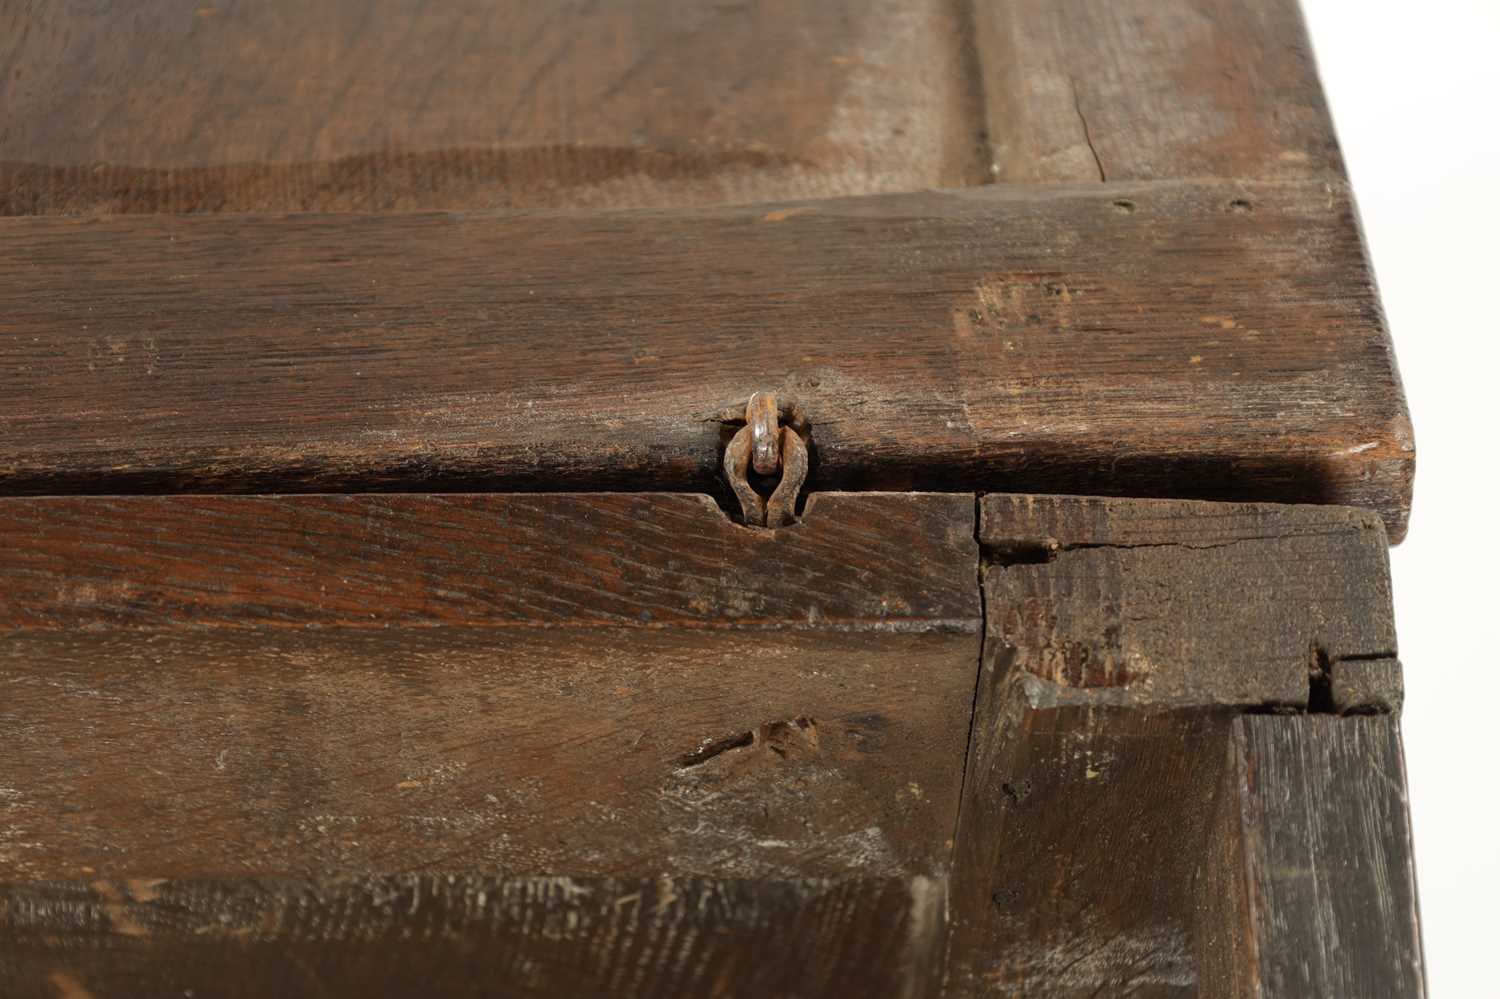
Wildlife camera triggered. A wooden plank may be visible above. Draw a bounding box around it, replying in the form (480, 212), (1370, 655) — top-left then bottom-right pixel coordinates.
(0, 490), (977, 989)
(972, 0), (1342, 183)
(0, 492), (977, 632)
(0, 875), (945, 998)
(1197, 716), (1426, 998)
(948, 702), (1228, 997)
(1, 0), (1346, 213)
(0, 0), (988, 214)
(0, 493), (978, 883)
(0, 182), (1414, 539)
(0, 627), (976, 882)
(947, 496), (1404, 996)
(980, 494), (1398, 709)
(1330, 656), (1405, 715)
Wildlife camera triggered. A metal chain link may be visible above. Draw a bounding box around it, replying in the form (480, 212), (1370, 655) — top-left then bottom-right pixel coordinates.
(723, 391), (808, 528)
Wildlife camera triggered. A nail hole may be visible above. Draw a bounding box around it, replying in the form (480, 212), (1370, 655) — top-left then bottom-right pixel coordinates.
(1112, 199), (1136, 214)
(1228, 199), (1253, 214)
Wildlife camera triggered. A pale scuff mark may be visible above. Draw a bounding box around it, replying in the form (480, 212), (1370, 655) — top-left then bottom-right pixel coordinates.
(824, 0), (956, 193)
(47, 971), (95, 999)
(90, 880), (149, 938)
(998, 922), (1194, 989)
(760, 206), (814, 223)
(125, 878), (166, 903)
(902, 875), (945, 999)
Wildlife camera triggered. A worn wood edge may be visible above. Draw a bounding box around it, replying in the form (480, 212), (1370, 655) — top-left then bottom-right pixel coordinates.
(944, 661), (1237, 995)
(1199, 715), (1427, 998)
(0, 174), (1360, 225)
(0, 872), (946, 941)
(980, 492), (1393, 549)
(1331, 656), (1404, 715)
(1340, 178), (1415, 544)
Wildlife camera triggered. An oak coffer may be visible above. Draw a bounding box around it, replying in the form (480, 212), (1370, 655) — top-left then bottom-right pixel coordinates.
(0, 2), (1422, 997)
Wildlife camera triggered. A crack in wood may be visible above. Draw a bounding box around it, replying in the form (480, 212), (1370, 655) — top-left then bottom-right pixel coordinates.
(675, 717), (818, 770)
(980, 533), (1348, 568)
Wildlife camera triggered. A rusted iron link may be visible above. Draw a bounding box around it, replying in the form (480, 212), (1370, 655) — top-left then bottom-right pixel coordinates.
(764, 428), (808, 528)
(746, 390), (780, 476)
(723, 393), (809, 528)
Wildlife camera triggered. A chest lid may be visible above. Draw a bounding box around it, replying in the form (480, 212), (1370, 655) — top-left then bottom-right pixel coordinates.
(0, 0), (1413, 539)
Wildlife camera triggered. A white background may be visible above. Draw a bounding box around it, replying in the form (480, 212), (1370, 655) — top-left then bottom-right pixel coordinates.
(1301, 2), (1500, 994)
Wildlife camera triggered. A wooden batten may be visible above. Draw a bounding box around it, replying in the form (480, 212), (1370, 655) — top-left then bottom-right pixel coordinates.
(0, 493), (980, 880)
(0, 182), (1411, 538)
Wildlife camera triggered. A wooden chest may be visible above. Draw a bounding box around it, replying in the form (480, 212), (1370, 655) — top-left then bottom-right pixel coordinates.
(0, 2), (1422, 996)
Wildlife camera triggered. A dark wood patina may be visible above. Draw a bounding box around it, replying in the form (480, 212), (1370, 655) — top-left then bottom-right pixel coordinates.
(0, 1), (1424, 995)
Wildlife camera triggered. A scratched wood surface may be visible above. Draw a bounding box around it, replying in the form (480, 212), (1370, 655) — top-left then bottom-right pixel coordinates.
(0, 181), (1413, 539)
(0, 626), (980, 882)
(971, 0), (1341, 183)
(1197, 715), (1426, 998)
(0, 491), (976, 995)
(0, 492), (1427, 995)
(0, 0), (1335, 215)
(0, 493), (978, 882)
(978, 493), (1398, 709)
(0, 875), (946, 999)
(0, 0), (990, 213)
(945, 495), (1417, 997)
(0, 492), (977, 632)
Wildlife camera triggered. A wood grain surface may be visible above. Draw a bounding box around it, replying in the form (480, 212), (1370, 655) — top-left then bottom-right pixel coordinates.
(0, 875), (946, 999)
(0, 0), (989, 213)
(979, 494), (1397, 708)
(972, 0), (1342, 183)
(0, 492), (979, 882)
(0, 0), (1339, 215)
(0, 182), (1413, 539)
(0, 491), (976, 993)
(0, 0), (1425, 991)
(947, 495), (1410, 997)
(950, 703), (1233, 997)
(1198, 715), (1426, 998)
(0, 491), (1424, 994)
(0, 627), (977, 882)
(0, 492), (978, 633)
